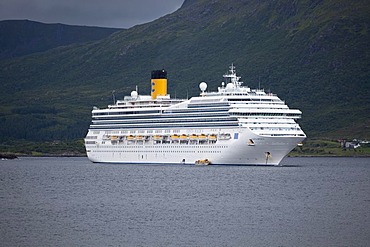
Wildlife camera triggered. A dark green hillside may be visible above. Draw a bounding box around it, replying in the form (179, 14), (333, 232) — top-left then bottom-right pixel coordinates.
(0, 0), (369, 146)
(0, 20), (122, 60)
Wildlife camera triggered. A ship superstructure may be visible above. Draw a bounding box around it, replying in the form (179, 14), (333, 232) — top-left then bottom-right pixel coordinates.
(85, 65), (306, 165)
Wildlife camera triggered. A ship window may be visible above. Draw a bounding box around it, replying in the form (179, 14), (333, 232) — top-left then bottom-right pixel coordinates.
(228, 98), (251, 101)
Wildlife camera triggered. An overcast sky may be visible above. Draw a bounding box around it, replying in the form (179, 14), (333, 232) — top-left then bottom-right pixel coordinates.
(0, 0), (184, 28)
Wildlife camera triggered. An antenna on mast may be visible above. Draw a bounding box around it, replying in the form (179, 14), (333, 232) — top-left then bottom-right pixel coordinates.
(258, 76), (261, 90)
(112, 90), (116, 104)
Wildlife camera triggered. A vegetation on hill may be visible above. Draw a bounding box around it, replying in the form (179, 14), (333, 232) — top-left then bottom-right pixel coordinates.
(0, 139), (85, 157)
(0, 0), (369, 152)
(289, 138), (370, 157)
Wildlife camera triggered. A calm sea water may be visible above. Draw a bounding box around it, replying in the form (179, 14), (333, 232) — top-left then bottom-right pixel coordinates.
(1, 157), (369, 246)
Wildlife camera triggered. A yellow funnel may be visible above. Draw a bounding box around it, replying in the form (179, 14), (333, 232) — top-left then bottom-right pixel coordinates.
(151, 69), (167, 99)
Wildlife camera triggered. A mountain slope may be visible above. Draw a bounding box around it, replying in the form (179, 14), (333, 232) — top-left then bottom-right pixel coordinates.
(0, 0), (369, 142)
(0, 20), (122, 60)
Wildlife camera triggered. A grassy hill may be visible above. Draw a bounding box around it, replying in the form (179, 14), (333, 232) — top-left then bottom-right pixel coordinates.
(0, 0), (369, 148)
(0, 20), (122, 60)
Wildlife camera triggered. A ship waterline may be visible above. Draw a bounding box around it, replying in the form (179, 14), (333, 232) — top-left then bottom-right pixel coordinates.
(85, 65), (306, 165)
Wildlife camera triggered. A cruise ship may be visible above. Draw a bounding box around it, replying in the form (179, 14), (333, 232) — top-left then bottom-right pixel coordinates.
(85, 65), (306, 165)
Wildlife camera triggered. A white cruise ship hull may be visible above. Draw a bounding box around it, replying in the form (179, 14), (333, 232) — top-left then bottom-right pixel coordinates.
(85, 65), (306, 166)
(85, 127), (304, 166)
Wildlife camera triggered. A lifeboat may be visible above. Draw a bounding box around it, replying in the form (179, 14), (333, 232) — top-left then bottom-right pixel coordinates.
(170, 134), (180, 139)
(195, 159), (211, 166)
(127, 135), (135, 141)
(190, 134), (198, 139)
(208, 134), (217, 140)
(136, 135), (144, 140)
(180, 134), (188, 139)
(198, 134), (207, 140)
(153, 135), (163, 140)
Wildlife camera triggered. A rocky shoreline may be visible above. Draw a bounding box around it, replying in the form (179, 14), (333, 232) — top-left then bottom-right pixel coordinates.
(0, 153), (18, 159)
(1, 152), (88, 159)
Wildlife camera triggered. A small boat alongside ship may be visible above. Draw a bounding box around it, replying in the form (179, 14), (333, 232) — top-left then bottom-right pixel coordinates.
(195, 159), (211, 166)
